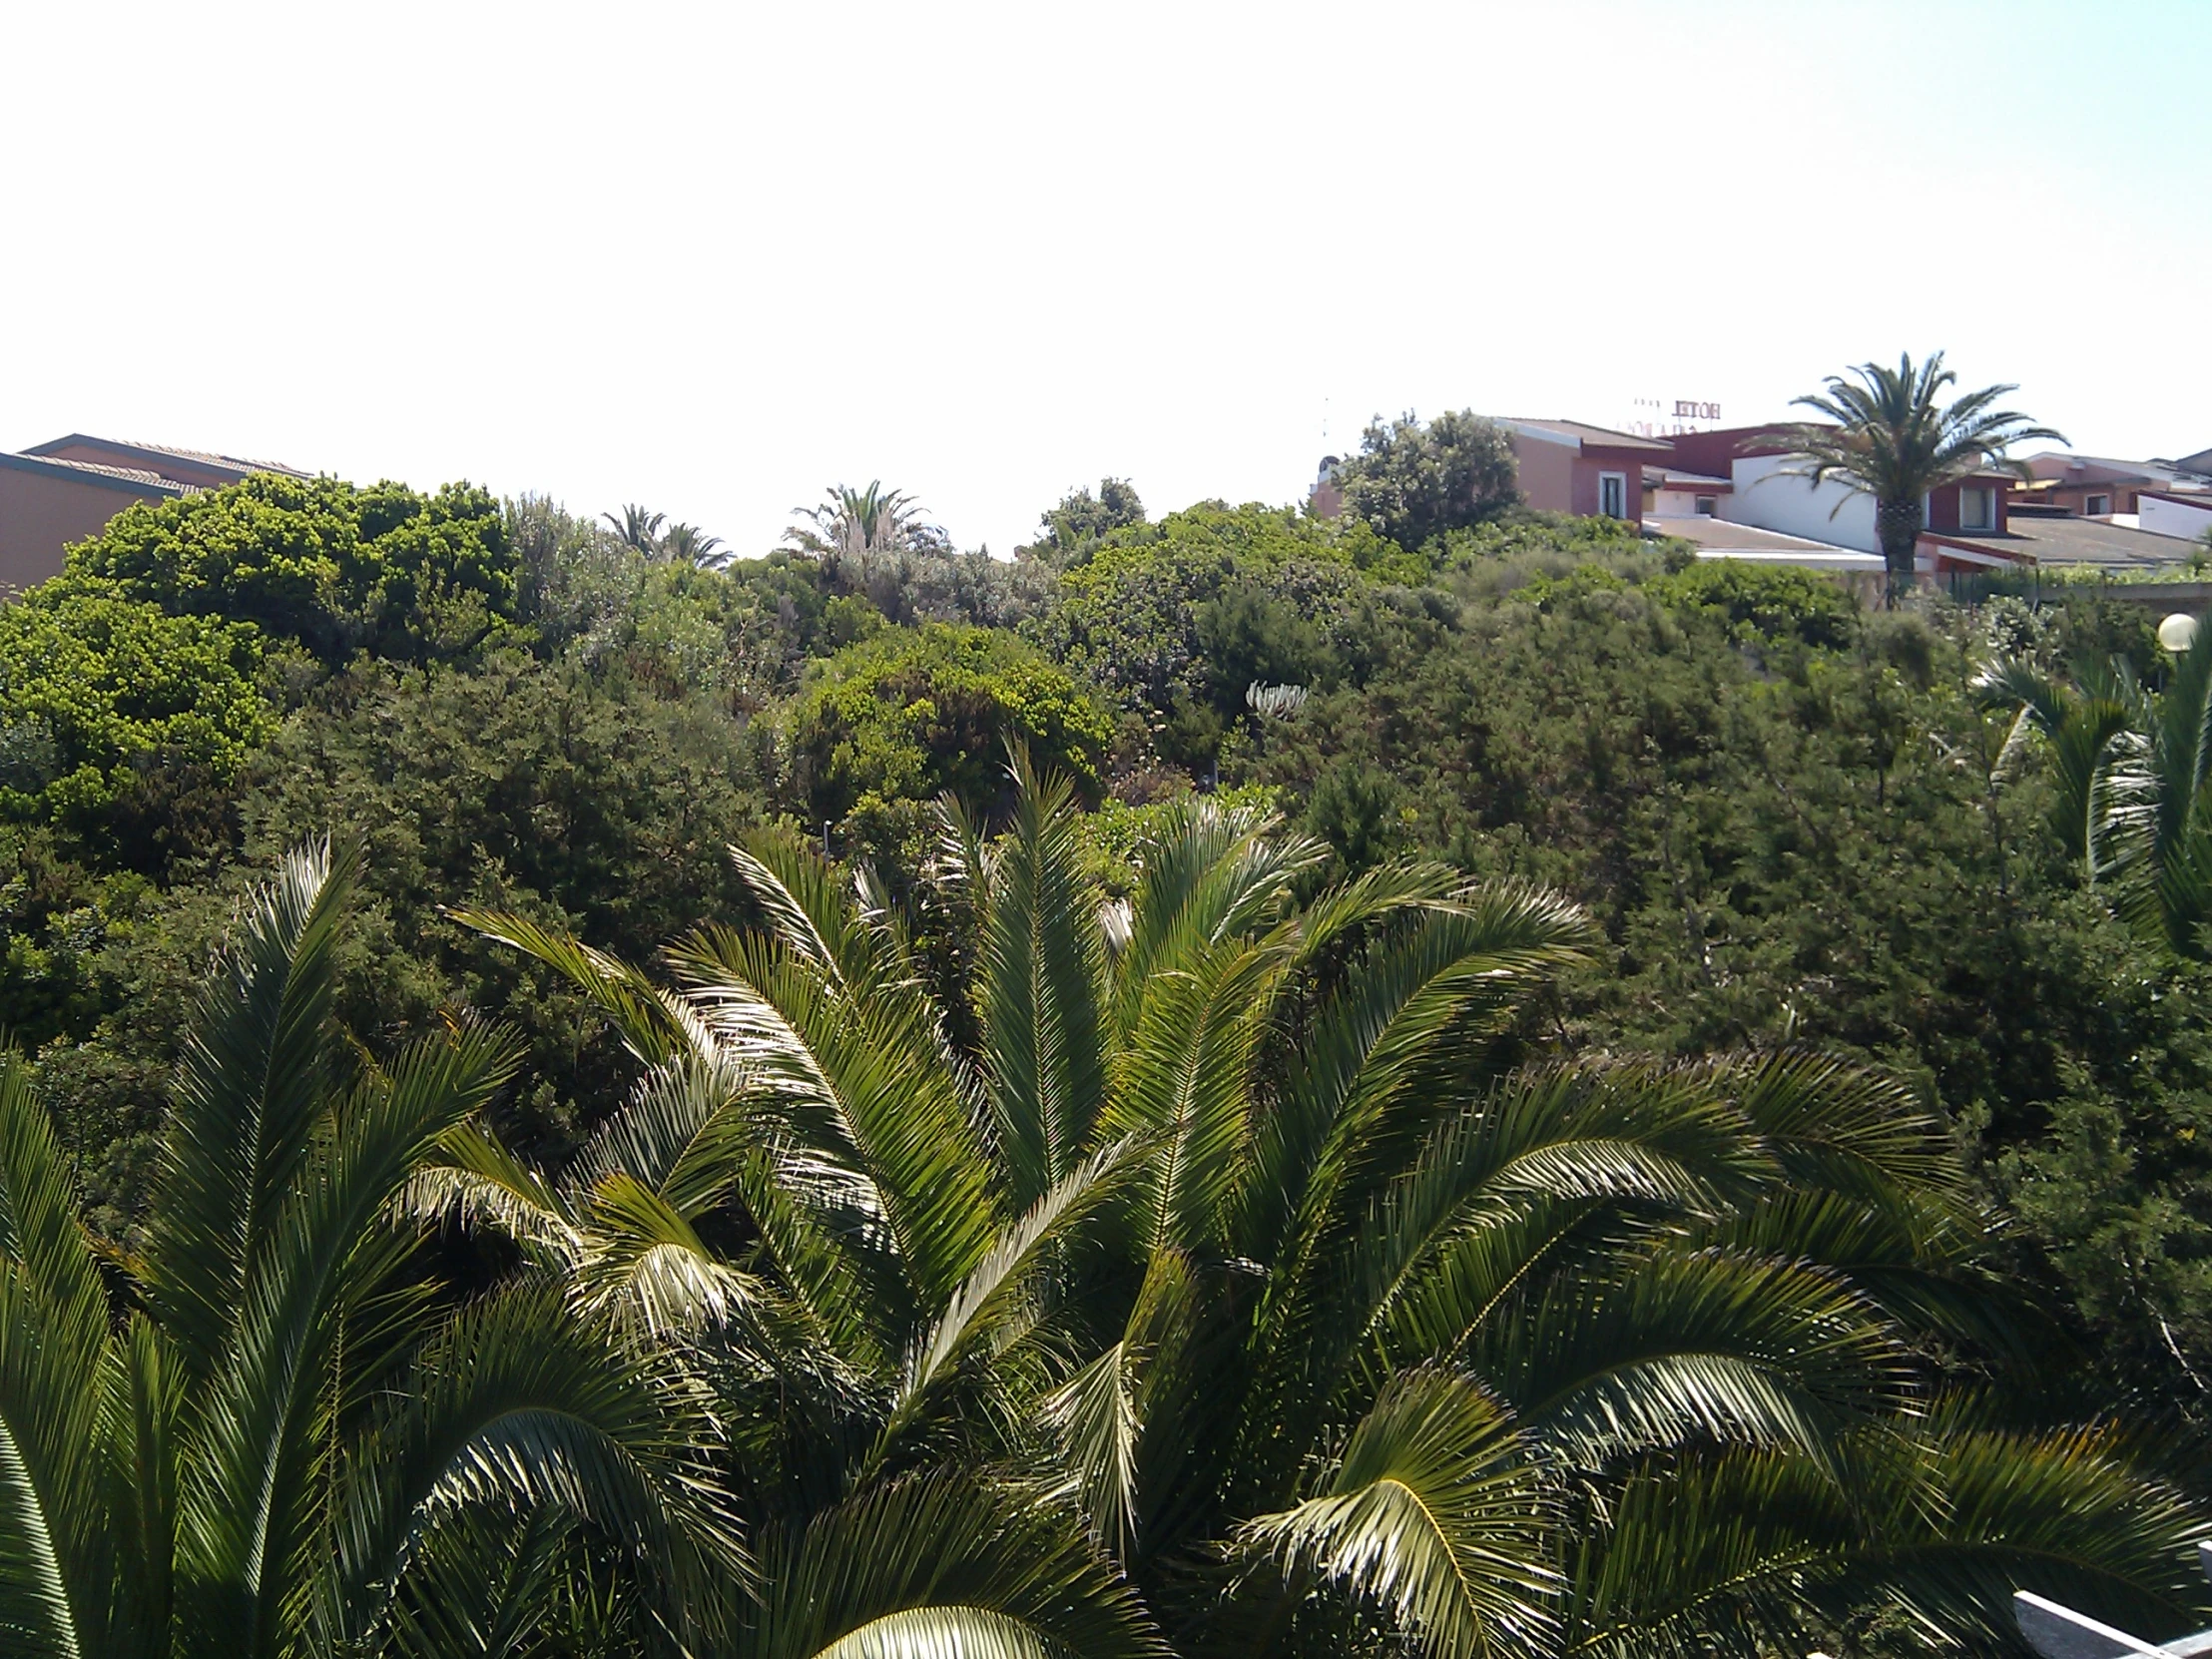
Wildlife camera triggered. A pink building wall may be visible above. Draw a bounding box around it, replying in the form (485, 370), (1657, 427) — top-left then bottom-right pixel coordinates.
(1510, 434), (1577, 514)
(0, 465), (169, 595)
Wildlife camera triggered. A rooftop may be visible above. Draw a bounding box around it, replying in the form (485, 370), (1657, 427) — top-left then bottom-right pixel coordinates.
(0, 449), (194, 495)
(1645, 516), (1868, 558)
(1931, 510), (2198, 569)
(1503, 418), (1675, 454)
(2025, 450), (2212, 488)
(20, 433), (308, 483)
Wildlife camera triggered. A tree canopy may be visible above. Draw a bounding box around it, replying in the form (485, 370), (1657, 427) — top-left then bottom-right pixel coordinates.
(1333, 409), (1522, 551)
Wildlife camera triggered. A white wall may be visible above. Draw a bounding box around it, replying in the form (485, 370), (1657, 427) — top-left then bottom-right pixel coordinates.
(2143, 493), (2212, 544)
(1651, 487), (1720, 517)
(1724, 455), (1879, 552)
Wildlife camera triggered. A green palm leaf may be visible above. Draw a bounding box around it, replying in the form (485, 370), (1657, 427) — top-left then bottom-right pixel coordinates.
(1240, 1366), (1555, 1659)
(143, 837), (358, 1383)
(742, 1472), (1162, 1659)
(981, 755), (1111, 1208)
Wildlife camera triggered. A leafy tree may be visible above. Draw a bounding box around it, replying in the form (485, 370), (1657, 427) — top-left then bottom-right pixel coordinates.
(0, 581), (273, 824)
(1333, 409), (1521, 552)
(785, 624), (1113, 830)
(1029, 502), (1418, 774)
(1028, 477), (1147, 564)
(1646, 558), (1861, 649)
(457, 766), (2212, 1659)
(1779, 350), (2063, 604)
(75, 474), (517, 664)
(0, 842), (735, 1657)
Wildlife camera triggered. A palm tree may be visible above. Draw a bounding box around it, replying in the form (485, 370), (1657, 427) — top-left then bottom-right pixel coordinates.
(782, 482), (934, 564)
(659, 522), (726, 566)
(455, 759), (2210, 1659)
(1779, 351), (2064, 605)
(1977, 653), (2143, 881)
(1982, 622), (2212, 953)
(0, 841), (736, 1658)
(603, 504), (668, 556)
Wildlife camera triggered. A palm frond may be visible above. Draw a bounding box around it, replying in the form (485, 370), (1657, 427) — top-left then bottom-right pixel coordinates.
(1566, 1420), (2211, 1659)
(884, 1137), (1145, 1451)
(452, 908), (691, 1066)
(742, 1472), (1162, 1659)
(180, 1023), (519, 1639)
(0, 1267), (110, 1659)
(1716, 1051), (1967, 1204)
(326, 1284), (742, 1655)
(143, 837), (358, 1382)
(1243, 886), (1595, 1269)
(1479, 1246), (1914, 1465)
(0, 1053), (105, 1352)
(981, 752), (1112, 1210)
(1239, 1367), (1555, 1659)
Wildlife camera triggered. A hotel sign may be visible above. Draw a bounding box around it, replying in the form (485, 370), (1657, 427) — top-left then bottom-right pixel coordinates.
(1624, 395), (1724, 438)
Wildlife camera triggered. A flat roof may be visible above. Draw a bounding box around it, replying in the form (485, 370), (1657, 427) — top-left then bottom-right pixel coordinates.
(1646, 515), (1858, 555)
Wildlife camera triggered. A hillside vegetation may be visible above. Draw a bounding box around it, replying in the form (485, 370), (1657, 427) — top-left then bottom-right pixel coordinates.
(5, 433), (2212, 1656)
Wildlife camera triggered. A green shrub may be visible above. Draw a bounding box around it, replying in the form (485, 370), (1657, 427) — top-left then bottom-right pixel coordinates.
(0, 581), (273, 822)
(74, 472), (516, 664)
(787, 623), (1113, 825)
(1648, 559), (1861, 647)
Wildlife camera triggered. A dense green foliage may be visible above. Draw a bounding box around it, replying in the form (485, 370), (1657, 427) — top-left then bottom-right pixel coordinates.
(1335, 408), (1521, 551)
(8, 423), (2212, 1654)
(786, 622), (1113, 824)
(77, 472), (515, 664)
(442, 774), (2209, 1659)
(0, 582), (272, 823)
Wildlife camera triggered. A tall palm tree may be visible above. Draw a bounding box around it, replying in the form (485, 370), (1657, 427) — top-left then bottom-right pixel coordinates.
(453, 759), (2210, 1659)
(0, 842), (736, 1659)
(1779, 351), (2064, 605)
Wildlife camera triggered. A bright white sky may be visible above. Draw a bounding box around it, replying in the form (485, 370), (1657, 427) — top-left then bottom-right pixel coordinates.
(4, 0), (2206, 557)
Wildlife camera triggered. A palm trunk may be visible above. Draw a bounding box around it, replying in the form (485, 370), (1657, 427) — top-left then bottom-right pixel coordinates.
(1876, 498), (1922, 609)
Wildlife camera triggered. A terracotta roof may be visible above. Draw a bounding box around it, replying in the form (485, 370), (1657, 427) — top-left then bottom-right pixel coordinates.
(36, 456), (176, 487)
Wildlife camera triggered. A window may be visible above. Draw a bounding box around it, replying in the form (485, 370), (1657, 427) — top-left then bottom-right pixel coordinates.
(1958, 486), (1994, 531)
(1694, 494), (1719, 516)
(2086, 493), (2111, 517)
(1598, 471), (1627, 519)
